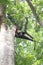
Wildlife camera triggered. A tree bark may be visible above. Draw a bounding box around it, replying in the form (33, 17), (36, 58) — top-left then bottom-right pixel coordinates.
(0, 4), (16, 65)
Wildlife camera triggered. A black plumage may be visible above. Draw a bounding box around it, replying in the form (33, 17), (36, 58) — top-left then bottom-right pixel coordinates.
(7, 14), (34, 41)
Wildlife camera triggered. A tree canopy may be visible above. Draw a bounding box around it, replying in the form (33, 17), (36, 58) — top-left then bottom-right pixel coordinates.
(0, 0), (43, 65)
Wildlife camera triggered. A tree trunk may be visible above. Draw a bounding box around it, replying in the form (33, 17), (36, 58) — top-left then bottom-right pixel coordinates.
(0, 4), (16, 65)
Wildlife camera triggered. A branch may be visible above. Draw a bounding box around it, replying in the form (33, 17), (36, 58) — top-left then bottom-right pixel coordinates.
(26, 0), (43, 26)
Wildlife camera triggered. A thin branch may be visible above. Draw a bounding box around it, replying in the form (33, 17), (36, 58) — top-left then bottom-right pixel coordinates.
(26, 0), (43, 26)
(24, 17), (28, 32)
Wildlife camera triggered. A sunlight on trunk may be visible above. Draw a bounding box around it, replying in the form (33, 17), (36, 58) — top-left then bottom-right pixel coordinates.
(0, 23), (16, 65)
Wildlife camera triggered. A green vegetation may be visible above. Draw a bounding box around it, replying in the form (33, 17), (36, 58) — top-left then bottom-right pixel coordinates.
(0, 0), (43, 65)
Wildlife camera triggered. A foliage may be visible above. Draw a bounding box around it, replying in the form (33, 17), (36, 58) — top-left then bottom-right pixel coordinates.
(1, 0), (43, 65)
(0, 0), (10, 4)
(14, 0), (43, 65)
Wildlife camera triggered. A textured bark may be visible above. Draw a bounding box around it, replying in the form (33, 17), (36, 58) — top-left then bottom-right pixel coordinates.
(0, 4), (6, 25)
(0, 4), (16, 65)
(0, 23), (16, 65)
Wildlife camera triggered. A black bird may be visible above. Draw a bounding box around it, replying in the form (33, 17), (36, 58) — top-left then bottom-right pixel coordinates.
(7, 14), (34, 41)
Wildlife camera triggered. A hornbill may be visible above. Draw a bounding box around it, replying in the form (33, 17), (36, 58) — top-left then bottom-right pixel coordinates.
(7, 14), (34, 41)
